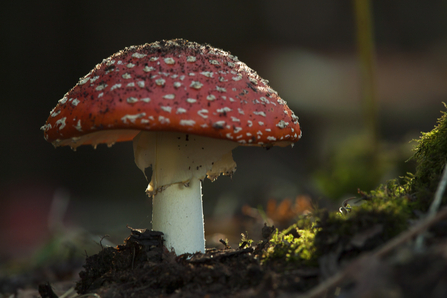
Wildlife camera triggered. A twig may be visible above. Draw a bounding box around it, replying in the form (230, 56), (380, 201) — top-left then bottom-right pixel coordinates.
(298, 206), (447, 298)
(415, 162), (447, 250)
(428, 163), (447, 217)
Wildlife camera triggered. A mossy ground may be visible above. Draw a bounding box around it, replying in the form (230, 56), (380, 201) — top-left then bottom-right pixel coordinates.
(3, 106), (447, 298)
(257, 104), (447, 296)
(72, 105), (447, 297)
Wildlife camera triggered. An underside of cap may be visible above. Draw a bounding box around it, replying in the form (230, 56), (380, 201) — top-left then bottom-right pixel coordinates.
(133, 131), (237, 195)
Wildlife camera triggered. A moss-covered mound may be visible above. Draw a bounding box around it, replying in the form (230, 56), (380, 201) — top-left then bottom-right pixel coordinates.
(265, 104), (447, 269)
(407, 103), (447, 208)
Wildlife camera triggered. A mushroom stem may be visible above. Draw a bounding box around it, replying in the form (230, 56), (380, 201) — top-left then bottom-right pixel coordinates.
(133, 131), (237, 255)
(152, 177), (205, 254)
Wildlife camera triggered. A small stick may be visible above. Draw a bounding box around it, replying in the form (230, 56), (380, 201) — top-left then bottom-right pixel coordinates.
(427, 163), (447, 218)
(415, 162), (447, 250)
(299, 206), (447, 298)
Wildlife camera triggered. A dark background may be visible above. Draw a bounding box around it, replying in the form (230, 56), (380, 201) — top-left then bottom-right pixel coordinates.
(2, 1), (447, 259)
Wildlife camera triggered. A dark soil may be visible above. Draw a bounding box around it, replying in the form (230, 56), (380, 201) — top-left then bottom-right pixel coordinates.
(3, 216), (447, 298)
(67, 218), (447, 298)
(73, 226), (320, 298)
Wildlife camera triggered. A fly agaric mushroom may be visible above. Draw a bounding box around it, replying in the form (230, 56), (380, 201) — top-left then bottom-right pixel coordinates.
(42, 39), (301, 255)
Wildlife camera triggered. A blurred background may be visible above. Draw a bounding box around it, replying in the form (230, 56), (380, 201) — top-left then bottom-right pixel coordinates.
(2, 0), (447, 266)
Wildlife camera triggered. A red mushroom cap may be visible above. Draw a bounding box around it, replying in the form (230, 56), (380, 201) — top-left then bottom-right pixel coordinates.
(42, 39), (301, 148)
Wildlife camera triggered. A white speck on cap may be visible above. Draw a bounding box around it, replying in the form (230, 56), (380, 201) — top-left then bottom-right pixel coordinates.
(158, 115), (170, 124)
(121, 113), (146, 124)
(180, 119), (195, 126)
(55, 117), (66, 130)
(156, 78), (166, 86)
(127, 97), (138, 103)
(164, 57), (175, 64)
(122, 73), (132, 79)
(90, 76), (99, 83)
(186, 98), (197, 103)
(217, 107), (232, 113)
(249, 78), (258, 85)
(78, 77), (89, 85)
(111, 83), (122, 91)
(176, 108), (187, 114)
(253, 111), (266, 117)
(74, 120), (82, 132)
(213, 121), (226, 129)
(277, 98), (287, 105)
(95, 84), (107, 91)
(143, 66), (155, 72)
(161, 106), (172, 113)
(72, 99), (80, 106)
(200, 72), (213, 78)
(207, 95), (216, 101)
(132, 53), (147, 58)
(190, 81), (203, 89)
(276, 120), (289, 129)
(216, 86), (226, 92)
(51, 110), (61, 117)
(187, 56), (196, 62)
(163, 94), (175, 100)
(197, 109), (208, 118)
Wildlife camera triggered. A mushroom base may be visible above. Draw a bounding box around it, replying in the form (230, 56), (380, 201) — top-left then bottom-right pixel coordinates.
(152, 177), (204, 254)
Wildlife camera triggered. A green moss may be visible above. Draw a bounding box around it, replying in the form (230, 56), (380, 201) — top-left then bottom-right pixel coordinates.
(261, 216), (319, 267)
(406, 103), (447, 209)
(261, 105), (447, 266)
(315, 186), (412, 253)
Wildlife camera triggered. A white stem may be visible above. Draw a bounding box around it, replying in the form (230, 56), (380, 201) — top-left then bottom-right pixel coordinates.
(152, 177), (205, 254)
(133, 131), (237, 255)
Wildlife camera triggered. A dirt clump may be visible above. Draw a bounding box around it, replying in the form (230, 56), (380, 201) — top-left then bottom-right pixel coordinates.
(74, 226), (318, 298)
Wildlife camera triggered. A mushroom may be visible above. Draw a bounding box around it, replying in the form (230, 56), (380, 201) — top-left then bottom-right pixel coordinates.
(42, 39), (301, 255)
